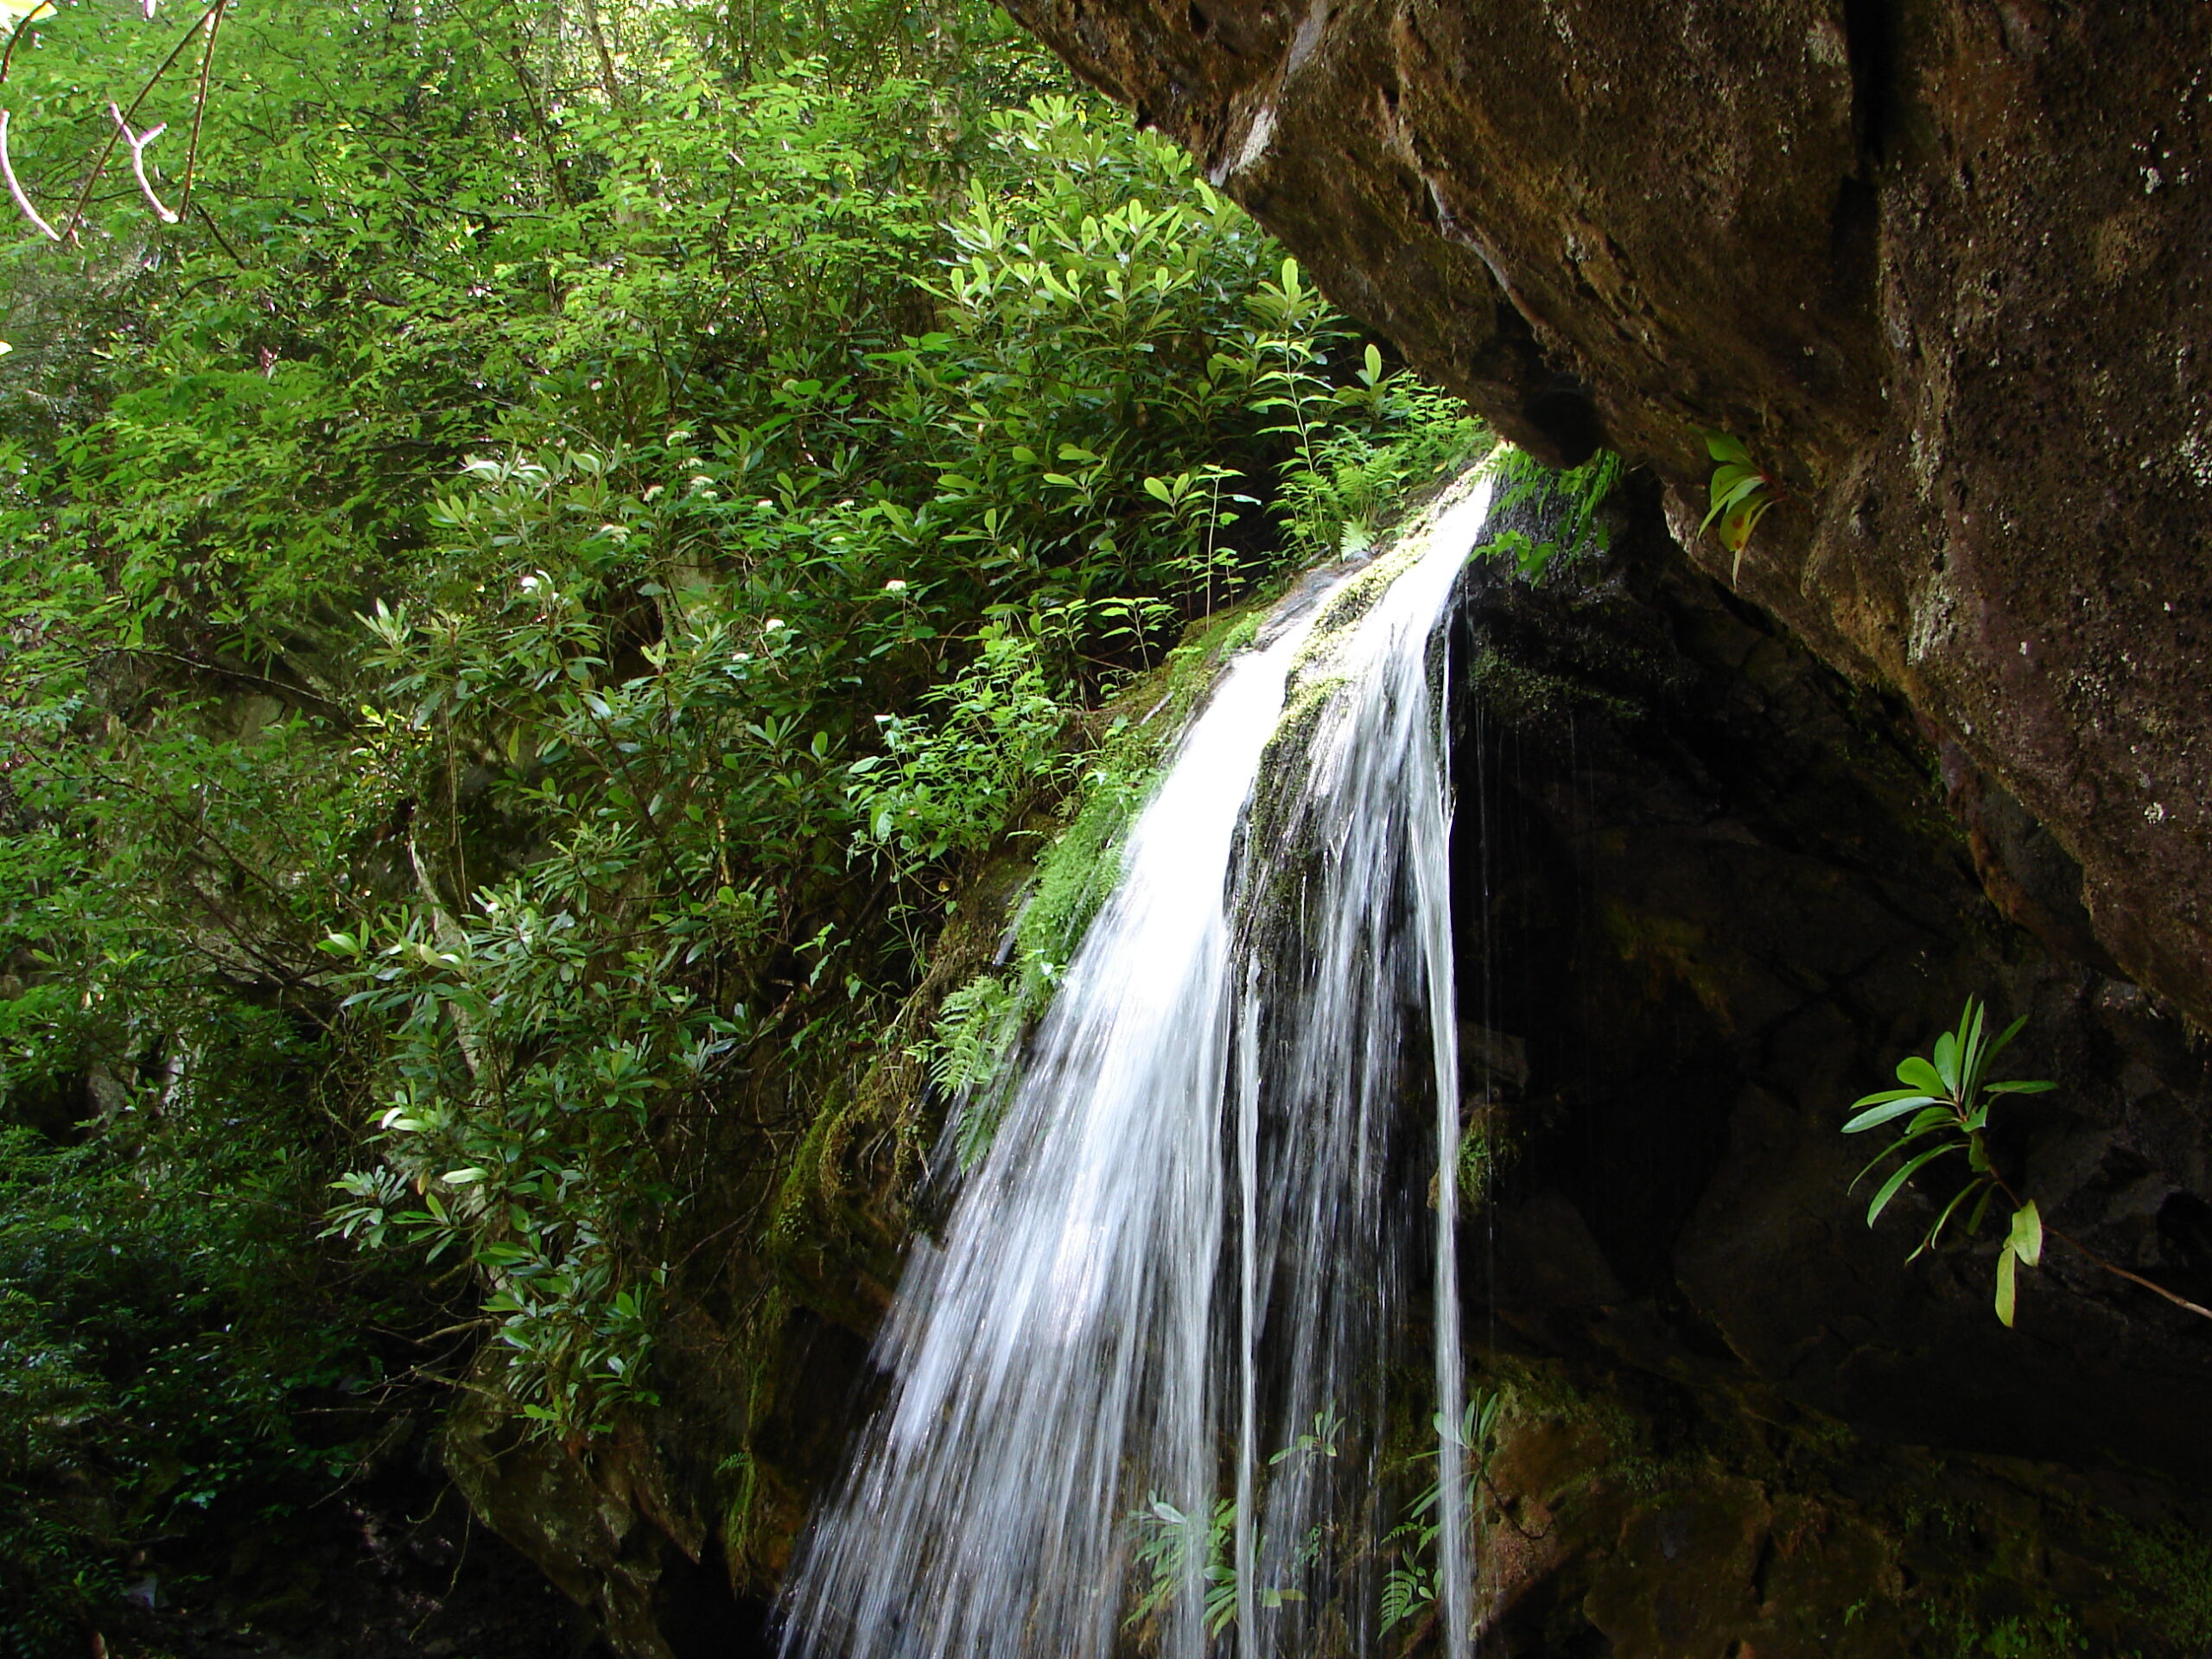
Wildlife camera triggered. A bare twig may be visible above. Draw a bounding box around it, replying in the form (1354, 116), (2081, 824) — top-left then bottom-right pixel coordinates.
(0, 108), (60, 239)
(189, 194), (247, 263)
(1991, 1173), (2212, 1323)
(176, 0), (225, 215)
(108, 102), (177, 222)
(0, 3), (47, 89)
(59, 0), (221, 243)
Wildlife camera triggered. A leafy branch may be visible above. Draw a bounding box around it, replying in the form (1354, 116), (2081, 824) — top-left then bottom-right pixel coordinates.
(0, 0), (226, 245)
(1847, 998), (2212, 1327)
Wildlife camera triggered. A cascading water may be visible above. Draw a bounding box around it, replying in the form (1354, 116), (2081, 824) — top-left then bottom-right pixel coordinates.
(781, 466), (1498, 1659)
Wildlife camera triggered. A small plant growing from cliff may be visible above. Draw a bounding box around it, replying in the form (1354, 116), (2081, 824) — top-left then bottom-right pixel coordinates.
(1698, 430), (1776, 579)
(1847, 999), (2054, 1325)
(1125, 1406), (1343, 1637)
(1484, 446), (1624, 582)
(1848, 1000), (2212, 1327)
(1378, 1389), (1502, 1636)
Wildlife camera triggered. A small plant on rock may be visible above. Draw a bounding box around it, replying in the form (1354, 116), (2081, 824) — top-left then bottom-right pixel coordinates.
(1847, 998), (2055, 1325)
(1484, 446), (1624, 582)
(1698, 429), (1776, 578)
(1847, 999), (2212, 1327)
(1379, 1389), (1501, 1637)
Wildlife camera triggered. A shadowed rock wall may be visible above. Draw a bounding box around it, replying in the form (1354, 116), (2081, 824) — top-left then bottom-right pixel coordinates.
(1442, 474), (2212, 1654)
(996, 0), (2212, 1026)
(1456, 476), (2212, 1479)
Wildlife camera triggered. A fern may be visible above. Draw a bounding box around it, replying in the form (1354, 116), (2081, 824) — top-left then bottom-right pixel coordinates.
(1483, 446), (1624, 582)
(1379, 1563), (1436, 1635)
(1379, 1389), (1502, 1639)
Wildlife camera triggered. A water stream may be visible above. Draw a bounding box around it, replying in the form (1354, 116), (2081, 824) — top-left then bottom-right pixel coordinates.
(781, 467), (1498, 1659)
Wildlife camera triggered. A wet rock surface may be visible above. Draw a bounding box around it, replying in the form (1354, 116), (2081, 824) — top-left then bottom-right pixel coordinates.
(999, 0), (2212, 1027)
(1447, 477), (2212, 1651)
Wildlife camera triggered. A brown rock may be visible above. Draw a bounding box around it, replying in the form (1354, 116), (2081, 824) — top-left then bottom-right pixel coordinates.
(1001, 0), (2212, 1021)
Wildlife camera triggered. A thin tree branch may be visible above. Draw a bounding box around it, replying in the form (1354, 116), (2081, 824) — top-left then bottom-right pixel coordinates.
(108, 102), (177, 222)
(188, 194), (247, 263)
(1992, 1173), (2212, 1322)
(175, 0), (226, 215)
(59, 0), (220, 243)
(0, 3), (47, 89)
(0, 108), (60, 239)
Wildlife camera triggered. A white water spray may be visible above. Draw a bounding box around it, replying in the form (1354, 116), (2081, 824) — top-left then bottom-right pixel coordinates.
(782, 467), (1497, 1659)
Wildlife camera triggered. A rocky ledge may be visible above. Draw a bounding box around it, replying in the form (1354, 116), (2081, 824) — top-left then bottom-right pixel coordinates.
(997, 0), (2212, 1027)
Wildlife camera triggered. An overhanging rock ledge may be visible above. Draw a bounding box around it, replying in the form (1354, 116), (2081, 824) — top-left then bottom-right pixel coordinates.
(997, 0), (2212, 1020)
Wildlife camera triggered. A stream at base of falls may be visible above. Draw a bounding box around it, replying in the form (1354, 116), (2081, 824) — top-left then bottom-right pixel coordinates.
(780, 466), (1500, 1659)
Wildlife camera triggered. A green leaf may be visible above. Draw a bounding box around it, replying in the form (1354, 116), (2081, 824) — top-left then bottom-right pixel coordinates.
(1932, 1029), (1961, 1094)
(1985, 1078), (2056, 1096)
(1709, 466), (1764, 507)
(1995, 1244), (2018, 1327)
(1703, 429), (1751, 466)
(1906, 1104), (1958, 1137)
(2009, 1198), (2044, 1268)
(1867, 1143), (1958, 1226)
(1896, 1055), (1945, 1094)
(1843, 1095), (1939, 1133)
(1699, 477), (1751, 535)
(1853, 1122), (1954, 1189)
(1910, 1176), (1992, 1262)
(1719, 494), (1773, 555)
(1988, 1013), (2028, 1060)
(1849, 1085), (1929, 1109)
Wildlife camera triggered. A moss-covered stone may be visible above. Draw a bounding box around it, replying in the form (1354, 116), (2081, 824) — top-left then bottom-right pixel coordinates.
(1455, 1354), (2212, 1658)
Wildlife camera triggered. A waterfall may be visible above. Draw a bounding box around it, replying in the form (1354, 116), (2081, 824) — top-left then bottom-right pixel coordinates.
(781, 466), (1497, 1659)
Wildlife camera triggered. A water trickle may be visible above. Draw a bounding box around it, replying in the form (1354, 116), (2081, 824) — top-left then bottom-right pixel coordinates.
(781, 467), (1497, 1659)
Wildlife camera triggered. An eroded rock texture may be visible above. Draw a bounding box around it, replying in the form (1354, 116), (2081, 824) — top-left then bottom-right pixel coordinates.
(998, 0), (2212, 1025)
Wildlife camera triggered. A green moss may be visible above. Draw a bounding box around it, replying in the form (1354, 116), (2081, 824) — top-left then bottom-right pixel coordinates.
(1284, 535), (1429, 690)
(2107, 1513), (2212, 1648)
(1465, 646), (1645, 737)
(1599, 903), (1745, 1028)
(1454, 1105), (1521, 1211)
(1012, 769), (1134, 978)
(1928, 1607), (2089, 1659)
(915, 598), (1277, 1167)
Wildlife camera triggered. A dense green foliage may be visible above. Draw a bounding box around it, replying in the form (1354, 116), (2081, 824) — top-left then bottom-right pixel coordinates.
(0, 0), (1489, 1635)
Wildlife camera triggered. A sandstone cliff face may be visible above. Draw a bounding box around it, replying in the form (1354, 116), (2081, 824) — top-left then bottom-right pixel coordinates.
(996, 0), (2212, 1025)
